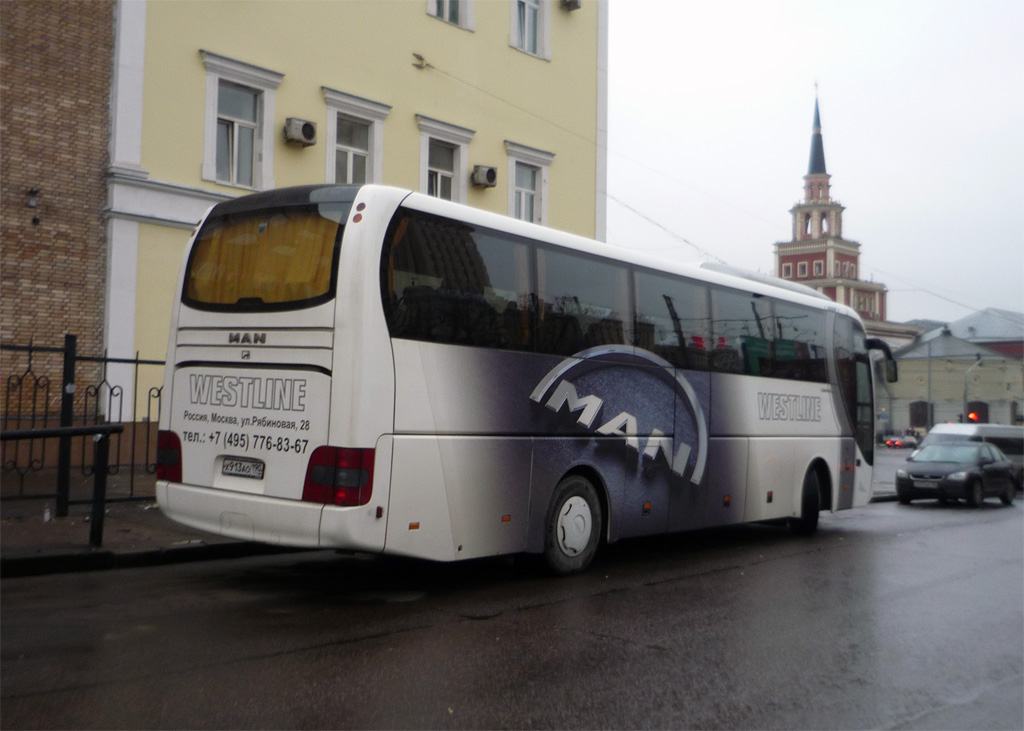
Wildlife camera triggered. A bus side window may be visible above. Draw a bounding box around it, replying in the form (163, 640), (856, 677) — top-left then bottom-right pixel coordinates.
(634, 269), (711, 370)
(472, 231), (535, 352)
(771, 300), (828, 383)
(710, 287), (767, 375)
(381, 209), (535, 351)
(536, 247), (629, 357)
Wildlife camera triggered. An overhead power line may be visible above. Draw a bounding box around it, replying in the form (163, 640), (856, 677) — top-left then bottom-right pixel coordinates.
(607, 194), (728, 264)
(412, 53), (787, 241)
(866, 267), (992, 316)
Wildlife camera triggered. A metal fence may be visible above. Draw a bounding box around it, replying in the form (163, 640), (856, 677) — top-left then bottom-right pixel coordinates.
(1, 335), (164, 514)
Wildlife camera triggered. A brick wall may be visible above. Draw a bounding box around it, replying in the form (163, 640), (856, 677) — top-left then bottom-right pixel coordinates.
(1, 0), (114, 416)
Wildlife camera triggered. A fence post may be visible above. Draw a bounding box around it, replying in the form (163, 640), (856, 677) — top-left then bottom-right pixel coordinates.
(89, 433), (109, 548)
(56, 334), (77, 517)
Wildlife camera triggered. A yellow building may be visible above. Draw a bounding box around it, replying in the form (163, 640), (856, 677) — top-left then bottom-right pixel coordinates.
(106, 0), (608, 404)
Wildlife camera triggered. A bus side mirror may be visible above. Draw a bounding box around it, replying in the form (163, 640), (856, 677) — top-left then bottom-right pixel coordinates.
(865, 338), (898, 383)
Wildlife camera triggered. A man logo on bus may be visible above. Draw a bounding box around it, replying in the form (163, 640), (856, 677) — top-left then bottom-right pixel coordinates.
(529, 345), (708, 485)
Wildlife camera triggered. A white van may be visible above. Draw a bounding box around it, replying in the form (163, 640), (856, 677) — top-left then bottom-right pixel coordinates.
(917, 424), (1024, 489)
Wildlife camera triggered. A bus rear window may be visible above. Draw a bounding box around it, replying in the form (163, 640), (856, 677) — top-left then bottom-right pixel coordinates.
(184, 207), (341, 311)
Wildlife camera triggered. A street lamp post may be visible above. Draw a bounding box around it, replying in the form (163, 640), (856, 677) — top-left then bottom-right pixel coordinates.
(963, 355), (983, 422)
(926, 338), (932, 428)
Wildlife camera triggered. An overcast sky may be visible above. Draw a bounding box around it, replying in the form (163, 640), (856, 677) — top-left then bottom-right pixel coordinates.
(605, 0), (1024, 325)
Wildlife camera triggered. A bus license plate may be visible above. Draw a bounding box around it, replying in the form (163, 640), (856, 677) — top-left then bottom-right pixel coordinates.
(223, 458), (265, 480)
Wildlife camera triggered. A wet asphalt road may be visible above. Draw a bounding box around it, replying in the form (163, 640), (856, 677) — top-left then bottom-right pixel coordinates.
(2, 499), (1021, 729)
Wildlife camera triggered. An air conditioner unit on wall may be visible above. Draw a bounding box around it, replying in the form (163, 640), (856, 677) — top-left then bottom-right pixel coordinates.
(471, 165), (498, 188)
(561, 0), (582, 10)
(284, 117), (317, 146)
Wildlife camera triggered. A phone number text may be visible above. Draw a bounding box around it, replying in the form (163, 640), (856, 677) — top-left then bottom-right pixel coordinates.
(181, 430), (310, 455)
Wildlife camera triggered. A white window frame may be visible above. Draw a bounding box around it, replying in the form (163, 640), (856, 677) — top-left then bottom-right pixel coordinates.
(797, 262), (808, 278)
(216, 83), (259, 187)
(427, 0), (475, 30)
(322, 88), (391, 185)
(510, 0), (551, 60)
(416, 115), (475, 203)
(201, 50), (283, 190)
(505, 140), (554, 225)
(513, 162), (540, 223)
(428, 140), (457, 200)
(813, 260), (824, 277)
(782, 263), (793, 278)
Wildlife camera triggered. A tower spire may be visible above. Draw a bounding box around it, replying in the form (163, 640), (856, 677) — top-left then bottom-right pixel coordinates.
(808, 95), (827, 175)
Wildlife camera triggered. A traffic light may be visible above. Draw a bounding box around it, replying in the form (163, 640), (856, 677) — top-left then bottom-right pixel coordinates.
(967, 412), (979, 422)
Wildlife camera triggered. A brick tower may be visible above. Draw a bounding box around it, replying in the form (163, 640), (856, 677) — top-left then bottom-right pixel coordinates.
(774, 98), (887, 322)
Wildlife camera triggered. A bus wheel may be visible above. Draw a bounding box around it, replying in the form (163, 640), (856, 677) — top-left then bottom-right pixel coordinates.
(544, 475), (602, 575)
(966, 480), (984, 507)
(789, 470), (820, 535)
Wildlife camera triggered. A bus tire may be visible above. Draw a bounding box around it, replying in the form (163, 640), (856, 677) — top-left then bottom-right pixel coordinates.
(789, 470), (820, 535)
(544, 475), (602, 575)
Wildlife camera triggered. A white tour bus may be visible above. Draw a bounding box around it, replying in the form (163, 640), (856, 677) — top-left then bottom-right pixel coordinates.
(156, 184), (897, 574)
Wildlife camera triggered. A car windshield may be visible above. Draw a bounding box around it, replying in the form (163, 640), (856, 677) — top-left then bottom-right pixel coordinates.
(913, 444), (979, 464)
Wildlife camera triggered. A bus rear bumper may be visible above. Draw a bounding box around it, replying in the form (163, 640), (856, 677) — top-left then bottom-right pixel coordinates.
(157, 481), (386, 552)
(157, 480), (324, 548)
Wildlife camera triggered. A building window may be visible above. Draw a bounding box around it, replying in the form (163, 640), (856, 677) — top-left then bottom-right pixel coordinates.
(850, 264), (856, 279)
(216, 83), (258, 186)
(835, 262), (841, 277)
(510, 0), (550, 59)
(336, 118), (369, 184)
(428, 140), (456, 200)
(201, 51), (283, 190)
(428, 0), (474, 29)
(782, 263), (792, 278)
(797, 262), (808, 278)
(322, 88), (391, 184)
(417, 115), (475, 203)
(506, 140), (554, 225)
(515, 163), (537, 221)
(813, 260), (823, 277)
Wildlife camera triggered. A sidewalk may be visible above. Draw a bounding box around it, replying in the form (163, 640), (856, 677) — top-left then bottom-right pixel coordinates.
(1, 469), (292, 577)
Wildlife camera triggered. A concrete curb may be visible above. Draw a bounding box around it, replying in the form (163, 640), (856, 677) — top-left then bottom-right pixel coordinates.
(0, 543), (308, 579)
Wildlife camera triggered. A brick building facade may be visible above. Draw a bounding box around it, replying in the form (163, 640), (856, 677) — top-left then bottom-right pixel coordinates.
(1, 0), (114, 369)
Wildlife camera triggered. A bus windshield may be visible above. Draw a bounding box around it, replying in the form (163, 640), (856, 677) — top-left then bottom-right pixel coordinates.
(183, 206), (341, 310)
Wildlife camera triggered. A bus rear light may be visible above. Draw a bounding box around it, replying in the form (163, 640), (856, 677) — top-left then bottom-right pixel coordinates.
(302, 446), (374, 507)
(156, 430), (183, 482)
